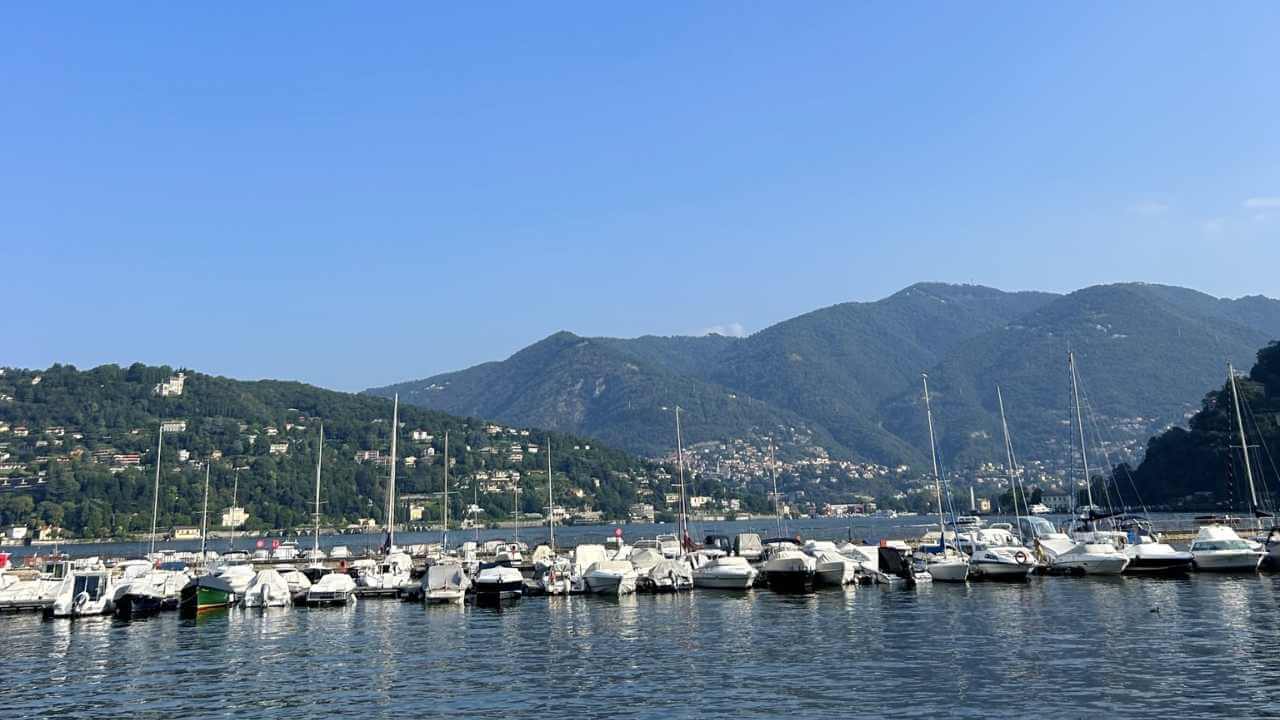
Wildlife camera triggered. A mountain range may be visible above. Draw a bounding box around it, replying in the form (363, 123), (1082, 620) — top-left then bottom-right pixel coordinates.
(367, 283), (1280, 473)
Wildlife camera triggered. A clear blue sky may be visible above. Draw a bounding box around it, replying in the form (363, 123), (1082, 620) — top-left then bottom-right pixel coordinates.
(4, 4), (1277, 391)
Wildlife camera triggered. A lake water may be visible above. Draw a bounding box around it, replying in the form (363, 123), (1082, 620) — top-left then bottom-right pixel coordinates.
(4, 517), (1279, 718)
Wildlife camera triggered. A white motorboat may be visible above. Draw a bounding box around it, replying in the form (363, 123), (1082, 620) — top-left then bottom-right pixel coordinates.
(643, 558), (694, 592)
(303, 572), (357, 606)
(584, 559), (638, 596)
(964, 528), (1036, 580)
(113, 560), (190, 617)
(330, 546), (352, 560)
(922, 549), (970, 583)
(355, 551), (414, 592)
(763, 539), (816, 592)
(422, 562), (470, 604)
(276, 565), (312, 601)
(628, 547), (664, 575)
(271, 541), (300, 561)
(804, 541), (859, 586)
(474, 564), (524, 603)
(732, 533), (764, 562)
(215, 563), (256, 595)
(692, 554), (757, 589)
(1190, 525), (1264, 572)
(243, 569), (292, 607)
(1029, 503), (1052, 515)
(49, 568), (115, 618)
(1039, 536), (1130, 575)
(1113, 517), (1193, 574)
(655, 534), (682, 559)
(570, 544), (608, 593)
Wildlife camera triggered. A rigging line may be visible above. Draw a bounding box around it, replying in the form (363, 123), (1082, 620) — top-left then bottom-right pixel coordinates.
(1076, 369), (1150, 516)
(1073, 377), (1117, 514)
(1240, 397), (1280, 513)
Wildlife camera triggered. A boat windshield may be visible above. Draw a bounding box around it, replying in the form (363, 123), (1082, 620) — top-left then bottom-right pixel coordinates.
(1193, 540), (1253, 551)
(1019, 517), (1056, 538)
(73, 574), (103, 600)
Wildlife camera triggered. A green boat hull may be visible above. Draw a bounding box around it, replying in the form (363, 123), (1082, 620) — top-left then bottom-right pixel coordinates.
(180, 578), (236, 614)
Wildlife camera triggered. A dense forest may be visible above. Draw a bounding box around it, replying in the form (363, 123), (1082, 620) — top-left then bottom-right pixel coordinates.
(0, 363), (726, 537)
(1122, 341), (1280, 510)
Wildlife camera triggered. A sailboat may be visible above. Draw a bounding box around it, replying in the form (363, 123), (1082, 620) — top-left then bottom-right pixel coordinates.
(1037, 352), (1129, 575)
(965, 387), (1037, 580)
(643, 408), (694, 592)
(919, 373), (968, 582)
(357, 396), (414, 594)
(181, 465), (239, 615)
(536, 439), (574, 595)
(761, 436), (817, 591)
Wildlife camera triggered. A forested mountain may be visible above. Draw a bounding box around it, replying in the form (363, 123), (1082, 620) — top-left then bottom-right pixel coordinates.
(370, 283), (1280, 474)
(1123, 341), (1280, 508)
(0, 364), (677, 537)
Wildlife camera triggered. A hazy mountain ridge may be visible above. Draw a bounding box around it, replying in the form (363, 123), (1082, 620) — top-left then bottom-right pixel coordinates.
(368, 282), (1280, 471)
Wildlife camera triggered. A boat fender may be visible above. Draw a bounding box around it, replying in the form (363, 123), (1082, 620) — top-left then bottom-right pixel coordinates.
(1014, 550), (1029, 565)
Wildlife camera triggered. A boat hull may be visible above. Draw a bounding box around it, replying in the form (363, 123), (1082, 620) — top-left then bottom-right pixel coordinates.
(692, 570), (756, 590)
(969, 560), (1034, 580)
(1124, 556), (1193, 575)
(1193, 551), (1263, 572)
(926, 560), (969, 583)
(115, 592), (166, 619)
(180, 581), (236, 615)
(766, 569), (815, 593)
(474, 578), (524, 604)
(583, 573), (637, 596)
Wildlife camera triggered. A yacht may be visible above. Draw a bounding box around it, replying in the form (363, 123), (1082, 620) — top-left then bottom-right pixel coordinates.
(1115, 516), (1193, 575)
(804, 541), (859, 586)
(1023, 516), (1129, 575)
(354, 551), (414, 593)
(641, 558), (693, 592)
(474, 563), (525, 603)
(48, 567), (115, 618)
(964, 527), (1037, 580)
(692, 553), (757, 589)
(583, 559), (639, 596)
(1190, 525), (1264, 572)
(422, 562), (471, 604)
(762, 538), (817, 592)
(303, 571), (357, 606)
(271, 541), (300, 561)
(113, 560), (189, 617)
(243, 569), (292, 607)
(1029, 503), (1052, 515)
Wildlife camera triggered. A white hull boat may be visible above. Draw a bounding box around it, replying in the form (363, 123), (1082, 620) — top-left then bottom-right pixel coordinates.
(243, 569), (292, 608)
(692, 555), (757, 589)
(584, 560), (638, 596)
(1191, 525), (1263, 572)
(423, 562), (471, 605)
(49, 570), (114, 618)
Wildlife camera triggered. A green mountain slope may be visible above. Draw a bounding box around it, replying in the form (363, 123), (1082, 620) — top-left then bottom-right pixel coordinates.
(369, 331), (832, 457)
(0, 363), (666, 537)
(1124, 341), (1280, 508)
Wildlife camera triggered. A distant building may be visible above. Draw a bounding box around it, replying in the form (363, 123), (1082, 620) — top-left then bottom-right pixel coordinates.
(269, 442), (289, 455)
(221, 506), (248, 528)
(154, 372), (186, 397)
(7, 526), (28, 541)
(355, 450), (380, 463)
(171, 526), (201, 540)
(629, 503), (655, 522)
(1043, 494), (1071, 513)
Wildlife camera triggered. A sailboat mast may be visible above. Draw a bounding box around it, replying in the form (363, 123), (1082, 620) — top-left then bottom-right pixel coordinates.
(149, 425), (165, 556)
(546, 438), (555, 550)
(442, 430), (449, 548)
(473, 467), (480, 543)
(922, 373), (946, 544)
(1069, 351), (1094, 513)
(200, 463), (210, 559)
(997, 385), (1022, 528)
(229, 467), (239, 552)
(314, 424), (324, 558)
(388, 394), (399, 550)
(675, 406), (689, 548)
(769, 437), (782, 536)
(1228, 362), (1260, 517)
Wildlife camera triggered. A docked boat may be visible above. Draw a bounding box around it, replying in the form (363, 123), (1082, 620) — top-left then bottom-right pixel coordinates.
(179, 574), (237, 615)
(1190, 525), (1264, 572)
(918, 373), (969, 583)
(762, 538), (816, 592)
(422, 562), (471, 604)
(691, 554), (757, 589)
(804, 541), (859, 586)
(330, 546), (352, 560)
(113, 561), (190, 617)
(964, 527), (1037, 580)
(474, 563), (525, 603)
(583, 559), (639, 596)
(243, 569), (292, 608)
(303, 571), (357, 606)
(1029, 503), (1052, 515)
(354, 551), (414, 594)
(1113, 517), (1193, 575)
(271, 541), (300, 561)
(732, 533), (764, 563)
(215, 563), (256, 596)
(276, 565), (313, 602)
(641, 558), (693, 592)
(48, 568), (115, 618)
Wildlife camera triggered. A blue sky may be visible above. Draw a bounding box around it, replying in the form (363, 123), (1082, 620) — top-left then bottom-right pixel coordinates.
(3, 4), (1277, 390)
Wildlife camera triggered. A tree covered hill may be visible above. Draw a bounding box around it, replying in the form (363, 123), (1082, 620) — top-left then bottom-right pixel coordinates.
(0, 363), (686, 537)
(1123, 341), (1280, 509)
(371, 282), (1280, 475)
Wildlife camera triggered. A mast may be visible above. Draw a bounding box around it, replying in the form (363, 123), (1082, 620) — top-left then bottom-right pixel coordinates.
(1228, 362), (1261, 521)
(546, 438), (555, 550)
(387, 394), (399, 551)
(473, 465), (480, 543)
(199, 463), (210, 559)
(513, 476), (520, 543)
(769, 437), (782, 536)
(922, 373), (947, 549)
(997, 385), (1023, 529)
(1069, 351), (1094, 519)
(313, 424), (324, 558)
(149, 424), (165, 556)
(229, 467), (239, 552)
(442, 430), (449, 548)
(675, 406), (689, 549)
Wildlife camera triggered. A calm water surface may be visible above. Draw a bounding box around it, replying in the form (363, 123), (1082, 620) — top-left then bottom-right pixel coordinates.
(5, 517), (1280, 718)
